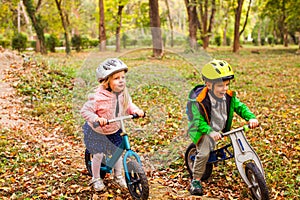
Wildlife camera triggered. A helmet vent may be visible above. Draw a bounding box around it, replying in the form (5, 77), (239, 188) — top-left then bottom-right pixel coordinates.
(215, 68), (221, 74)
(228, 66), (231, 71)
(219, 62), (224, 66)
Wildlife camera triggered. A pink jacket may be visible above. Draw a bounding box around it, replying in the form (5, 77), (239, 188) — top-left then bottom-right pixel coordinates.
(80, 85), (140, 135)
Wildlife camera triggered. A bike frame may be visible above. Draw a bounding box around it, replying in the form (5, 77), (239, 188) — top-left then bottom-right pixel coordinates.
(98, 115), (143, 181)
(222, 126), (265, 187)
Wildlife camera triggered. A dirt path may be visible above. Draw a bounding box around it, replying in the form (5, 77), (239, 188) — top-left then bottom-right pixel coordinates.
(0, 48), (24, 129)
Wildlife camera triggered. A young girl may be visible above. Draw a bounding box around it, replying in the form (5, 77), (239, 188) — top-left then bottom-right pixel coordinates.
(81, 58), (144, 191)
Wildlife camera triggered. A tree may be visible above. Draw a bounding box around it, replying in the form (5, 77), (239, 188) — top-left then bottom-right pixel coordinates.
(149, 0), (163, 57)
(115, 1), (127, 52)
(99, 0), (106, 51)
(54, 0), (71, 55)
(164, 0), (174, 47)
(233, 0), (251, 52)
(184, 0), (200, 50)
(198, 0), (216, 49)
(264, 0), (299, 47)
(23, 0), (47, 54)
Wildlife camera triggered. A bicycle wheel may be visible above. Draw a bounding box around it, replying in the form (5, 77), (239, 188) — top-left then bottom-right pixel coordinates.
(184, 143), (213, 181)
(125, 160), (149, 200)
(245, 162), (269, 200)
(84, 149), (107, 179)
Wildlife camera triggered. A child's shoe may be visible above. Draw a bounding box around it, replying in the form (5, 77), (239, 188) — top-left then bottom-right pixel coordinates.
(189, 179), (203, 196)
(114, 175), (127, 188)
(90, 177), (105, 191)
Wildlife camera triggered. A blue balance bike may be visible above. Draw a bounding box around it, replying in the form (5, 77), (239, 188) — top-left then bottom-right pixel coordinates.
(185, 125), (269, 200)
(85, 114), (149, 200)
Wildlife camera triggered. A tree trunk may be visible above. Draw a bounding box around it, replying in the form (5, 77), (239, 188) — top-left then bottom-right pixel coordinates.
(184, 0), (200, 50)
(115, 5), (124, 52)
(258, 22), (261, 46)
(23, 0), (47, 54)
(239, 0), (251, 37)
(282, 0), (288, 47)
(223, 19), (228, 46)
(149, 0), (163, 57)
(198, 0), (216, 49)
(164, 0), (174, 47)
(99, 0), (106, 51)
(233, 0), (244, 53)
(55, 0), (71, 55)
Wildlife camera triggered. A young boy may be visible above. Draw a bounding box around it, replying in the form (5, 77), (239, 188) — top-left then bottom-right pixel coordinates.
(188, 60), (259, 195)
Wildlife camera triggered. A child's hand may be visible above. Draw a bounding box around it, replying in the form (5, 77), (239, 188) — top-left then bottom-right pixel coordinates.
(96, 117), (108, 126)
(133, 109), (144, 118)
(249, 119), (259, 129)
(209, 131), (222, 141)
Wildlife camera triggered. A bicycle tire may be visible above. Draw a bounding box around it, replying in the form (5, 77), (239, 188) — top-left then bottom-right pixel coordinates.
(245, 162), (269, 200)
(184, 143), (213, 181)
(84, 149), (107, 179)
(125, 160), (149, 200)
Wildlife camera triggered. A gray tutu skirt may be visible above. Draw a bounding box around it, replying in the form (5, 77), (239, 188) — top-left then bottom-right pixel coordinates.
(83, 122), (122, 155)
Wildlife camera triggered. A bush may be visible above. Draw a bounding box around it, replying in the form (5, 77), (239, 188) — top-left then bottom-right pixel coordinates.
(252, 37), (258, 46)
(261, 37), (265, 46)
(226, 36), (231, 46)
(81, 35), (90, 49)
(71, 34), (81, 52)
(46, 34), (59, 52)
(197, 39), (203, 47)
(267, 35), (274, 45)
(122, 33), (128, 48)
(12, 32), (27, 52)
(0, 39), (10, 48)
(89, 39), (99, 47)
(215, 35), (221, 46)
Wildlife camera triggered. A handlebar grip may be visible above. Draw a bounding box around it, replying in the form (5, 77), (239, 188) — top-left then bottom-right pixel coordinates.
(244, 124), (250, 132)
(132, 113), (139, 119)
(132, 112), (146, 119)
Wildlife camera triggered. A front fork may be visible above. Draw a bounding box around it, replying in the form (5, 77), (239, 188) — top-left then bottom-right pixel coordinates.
(229, 130), (265, 187)
(122, 134), (143, 181)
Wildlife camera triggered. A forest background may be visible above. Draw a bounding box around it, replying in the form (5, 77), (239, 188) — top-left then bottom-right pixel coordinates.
(0, 0), (299, 199)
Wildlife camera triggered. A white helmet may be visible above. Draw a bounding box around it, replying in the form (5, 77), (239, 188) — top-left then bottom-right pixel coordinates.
(96, 58), (128, 82)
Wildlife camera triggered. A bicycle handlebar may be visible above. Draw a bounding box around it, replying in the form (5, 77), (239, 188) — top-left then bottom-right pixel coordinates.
(222, 125), (250, 137)
(93, 113), (144, 128)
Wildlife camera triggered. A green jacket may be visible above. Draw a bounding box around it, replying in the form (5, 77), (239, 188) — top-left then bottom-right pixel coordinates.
(188, 86), (256, 144)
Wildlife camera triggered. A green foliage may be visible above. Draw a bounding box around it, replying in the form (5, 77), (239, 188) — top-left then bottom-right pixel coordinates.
(0, 39), (10, 48)
(267, 34), (274, 45)
(12, 32), (27, 52)
(45, 34), (59, 52)
(80, 35), (90, 49)
(197, 39), (203, 47)
(71, 35), (81, 52)
(122, 33), (129, 48)
(89, 38), (99, 47)
(214, 35), (222, 46)
(15, 60), (76, 133)
(226, 36), (231, 46)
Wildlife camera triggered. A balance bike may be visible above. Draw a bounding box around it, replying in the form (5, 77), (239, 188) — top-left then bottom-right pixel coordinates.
(185, 125), (269, 200)
(85, 114), (149, 200)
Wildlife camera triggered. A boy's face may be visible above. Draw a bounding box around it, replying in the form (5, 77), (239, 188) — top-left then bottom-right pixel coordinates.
(207, 80), (230, 98)
(109, 71), (126, 93)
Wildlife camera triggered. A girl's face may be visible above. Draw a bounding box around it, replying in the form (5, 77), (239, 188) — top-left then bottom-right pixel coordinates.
(109, 71), (126, 93)
(207, 80), (230, 98)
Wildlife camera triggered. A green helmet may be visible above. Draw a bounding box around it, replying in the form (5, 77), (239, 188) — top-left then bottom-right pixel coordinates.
(201, 60), (234, 82)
